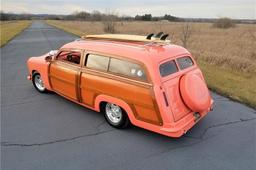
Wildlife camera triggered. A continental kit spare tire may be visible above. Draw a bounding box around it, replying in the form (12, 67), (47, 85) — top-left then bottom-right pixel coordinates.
(180, 73), (211, 112)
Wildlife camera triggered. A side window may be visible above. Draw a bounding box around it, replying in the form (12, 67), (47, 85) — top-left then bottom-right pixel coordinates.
(56, 51), (81, 65)
(177, 56), (194, 70)
(86, 54), (110, 71)
(109, 58), (147, 81)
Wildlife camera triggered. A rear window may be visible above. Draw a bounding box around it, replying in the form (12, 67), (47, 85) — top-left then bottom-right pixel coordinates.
(177, 56), (194, 70)
(159, 60), (178, 77)
(109, 58), (147, 81)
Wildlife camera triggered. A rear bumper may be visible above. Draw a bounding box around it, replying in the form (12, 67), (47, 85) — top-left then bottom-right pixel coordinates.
(159, 100), (214, 137)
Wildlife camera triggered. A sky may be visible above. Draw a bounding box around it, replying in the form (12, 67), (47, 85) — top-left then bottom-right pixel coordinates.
(1, 0), (256, 19)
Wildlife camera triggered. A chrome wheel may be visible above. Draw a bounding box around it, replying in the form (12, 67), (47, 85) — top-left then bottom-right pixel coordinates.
(105, 103), (122, 124)
(34, 74), (45, 91)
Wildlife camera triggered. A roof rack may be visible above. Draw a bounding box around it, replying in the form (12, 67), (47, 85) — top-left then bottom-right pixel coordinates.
(81, 32), (171, 44)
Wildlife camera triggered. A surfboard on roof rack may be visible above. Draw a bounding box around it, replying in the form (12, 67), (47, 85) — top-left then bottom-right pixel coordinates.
(82, 33), (171, 44)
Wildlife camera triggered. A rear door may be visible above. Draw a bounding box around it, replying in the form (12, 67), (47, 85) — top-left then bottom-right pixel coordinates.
(49, 49), (83, 101)
(160, 56), (195, 121)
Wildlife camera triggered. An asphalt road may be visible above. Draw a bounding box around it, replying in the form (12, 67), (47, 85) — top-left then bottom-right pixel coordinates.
(1, 21), (256, 170)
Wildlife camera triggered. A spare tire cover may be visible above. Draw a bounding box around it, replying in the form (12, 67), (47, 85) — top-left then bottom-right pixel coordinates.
(180, 74), (211, 112)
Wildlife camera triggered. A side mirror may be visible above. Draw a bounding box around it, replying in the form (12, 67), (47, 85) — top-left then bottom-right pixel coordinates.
(45, 50), (58, 62)
(45, 55), (52, 62)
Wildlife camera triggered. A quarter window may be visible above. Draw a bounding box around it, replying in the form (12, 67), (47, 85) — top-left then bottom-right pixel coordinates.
(109, 58), (146, 81)
(177, 56), (194, 70)
(56, 51), (81, 65)
(86, 54), (110, 71)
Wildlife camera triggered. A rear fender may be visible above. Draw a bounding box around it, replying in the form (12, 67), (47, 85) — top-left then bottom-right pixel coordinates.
(94, 95), (136, 124)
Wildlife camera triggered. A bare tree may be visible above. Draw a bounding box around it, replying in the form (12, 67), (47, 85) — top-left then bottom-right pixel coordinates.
(103, 10), (118, 33)
(180, 23), (192, 48)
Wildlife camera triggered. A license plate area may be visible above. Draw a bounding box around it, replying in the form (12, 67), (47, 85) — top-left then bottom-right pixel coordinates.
(193, 112), (201, 122)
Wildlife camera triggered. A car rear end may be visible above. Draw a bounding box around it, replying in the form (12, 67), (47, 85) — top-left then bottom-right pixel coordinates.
(154, 52), (213, 137)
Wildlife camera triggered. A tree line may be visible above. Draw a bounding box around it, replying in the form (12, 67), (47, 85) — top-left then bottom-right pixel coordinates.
(1, 11), (254, 25)
(0, 11), (181, 21)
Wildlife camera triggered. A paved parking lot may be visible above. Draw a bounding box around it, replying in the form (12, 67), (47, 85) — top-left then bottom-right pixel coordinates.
(1, 21), (256, 170)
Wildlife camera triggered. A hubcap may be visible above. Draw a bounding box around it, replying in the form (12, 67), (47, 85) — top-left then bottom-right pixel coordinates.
(34, 74), (45, 91)
(106, 103), (122, 124)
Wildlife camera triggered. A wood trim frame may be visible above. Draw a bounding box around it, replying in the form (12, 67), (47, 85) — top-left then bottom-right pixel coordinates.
(82, 68), (153, 88)
(83, 50), (153, 84)
(48, 48), (163, 126)
(49, 48), (85, 102)
(81, 50), (163, 126)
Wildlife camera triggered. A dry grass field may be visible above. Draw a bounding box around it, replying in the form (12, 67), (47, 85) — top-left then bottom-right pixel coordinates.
(0, 20), (31, 46)
(47, 20), (256, 108)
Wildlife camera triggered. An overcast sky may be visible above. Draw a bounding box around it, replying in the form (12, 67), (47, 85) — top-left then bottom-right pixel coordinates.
(2, 0), (256, 19)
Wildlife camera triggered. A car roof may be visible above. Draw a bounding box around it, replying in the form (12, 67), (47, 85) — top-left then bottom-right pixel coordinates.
(61, 39), (191, 65)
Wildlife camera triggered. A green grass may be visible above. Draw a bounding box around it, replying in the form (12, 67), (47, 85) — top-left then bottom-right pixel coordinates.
(46, 20), (256, 109)
(0, 21), (31, 46)
(199, 61), (256, 108)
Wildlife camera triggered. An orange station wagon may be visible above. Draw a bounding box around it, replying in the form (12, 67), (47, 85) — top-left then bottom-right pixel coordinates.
(27, 33), (213, 137)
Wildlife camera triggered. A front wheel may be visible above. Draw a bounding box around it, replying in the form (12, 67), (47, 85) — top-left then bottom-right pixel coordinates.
(32, 73), (47, 93)
(104, 102), (130, 129)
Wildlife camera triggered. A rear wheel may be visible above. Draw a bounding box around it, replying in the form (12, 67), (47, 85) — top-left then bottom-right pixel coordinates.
(103, 102), (130, 129)
(32, 73), (47, 93)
